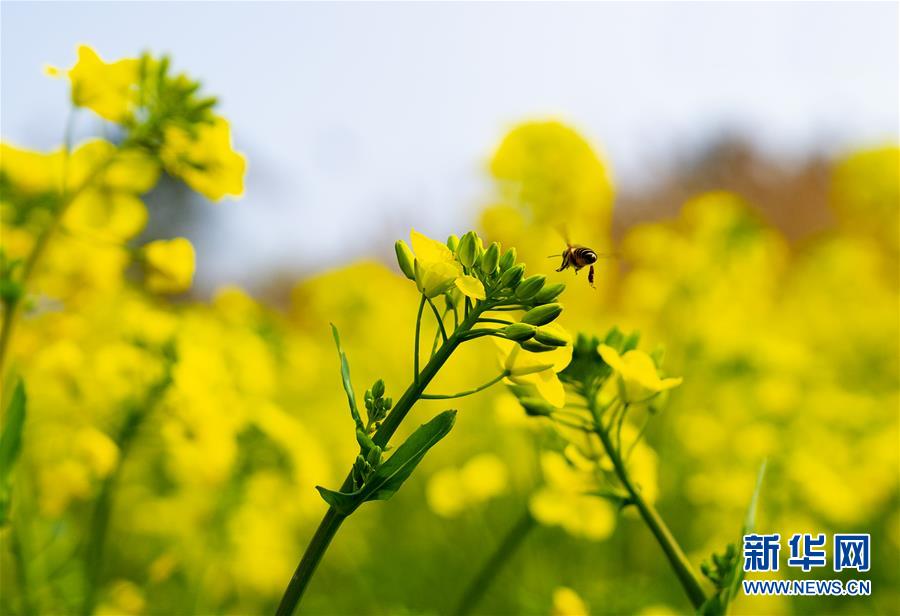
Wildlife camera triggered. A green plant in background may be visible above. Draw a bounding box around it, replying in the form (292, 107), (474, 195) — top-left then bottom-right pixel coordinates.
(469, 329), (767, 615)
(276, 230), (569, 615)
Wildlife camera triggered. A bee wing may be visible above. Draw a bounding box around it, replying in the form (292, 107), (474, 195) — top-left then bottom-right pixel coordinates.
(554, 224), (572, 247)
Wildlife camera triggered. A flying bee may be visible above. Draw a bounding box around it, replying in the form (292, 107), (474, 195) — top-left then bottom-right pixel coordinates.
(555, 244), (600, 287)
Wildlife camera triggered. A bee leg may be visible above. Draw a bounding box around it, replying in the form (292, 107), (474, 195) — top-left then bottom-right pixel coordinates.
(556, 252), (569, 272)
(588, 265), (595, 288)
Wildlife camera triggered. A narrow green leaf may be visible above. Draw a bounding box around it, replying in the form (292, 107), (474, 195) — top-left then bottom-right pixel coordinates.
(700, 460), (768, 616)
(315, 485), (362, 516)
(0, 380), (26, 482)
(360, 410), (457, 503)
(331, 323), (363, 428)
(0, 379), (26, 525)
(742, 459), (767, 534)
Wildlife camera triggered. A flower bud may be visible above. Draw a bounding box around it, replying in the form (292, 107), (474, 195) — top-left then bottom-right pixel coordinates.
(446, 235), (459, 252)
(532, 282), (565, 304)
(383, 397), (392, 410)
(366, 445), (382, 467)
(394, 240), (416, 280)
(481, 242), (500, 275)
(521, 303), (563, 326)
(520, 340), (558, 353)
(515, 275), (546, 300)
(372, 379), (385, 399)
(519, 397), (555, 417)
(498, 247), (517, 272)
(498, 263), (525, 289)
(501, 323), (536, 342)
(534, 327), (569, 347)
(457, 232), (478, 268)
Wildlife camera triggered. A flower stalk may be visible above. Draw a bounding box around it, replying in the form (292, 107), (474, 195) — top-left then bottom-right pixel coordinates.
(277, 229), (570, 615)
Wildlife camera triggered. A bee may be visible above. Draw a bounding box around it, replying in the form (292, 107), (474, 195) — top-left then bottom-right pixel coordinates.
(555, 244), (600, 287)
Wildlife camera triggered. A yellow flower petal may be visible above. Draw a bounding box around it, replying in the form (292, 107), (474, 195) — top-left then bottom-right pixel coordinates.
(410, 228), (455, 264)
(414, 260), (459, 298)
(143, 238), (196, 294)
(160, 116), (246, 201)
(68, 45), (140, 123)
(454, 275), (486, 300)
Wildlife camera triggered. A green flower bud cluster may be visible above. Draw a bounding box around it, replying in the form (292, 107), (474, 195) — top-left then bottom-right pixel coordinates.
(700, 543), (738, 590)
(352, 432), (383, 489)
(363, 378), (392, 432)
(452, 233), (567, 316)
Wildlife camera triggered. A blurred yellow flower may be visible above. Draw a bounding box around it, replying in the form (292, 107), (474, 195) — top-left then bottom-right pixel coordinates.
(0, 142), (65, 195)
(598, 345), (682, 403)
(425, 453), (508, 517)
(160, 116), (246, 201)
(53, 45), (140, 123)
(530, 451), (616, 540)
(551, 586), (590, 616)
(142, 238), (196, 294)
(496, 331), (572, 407)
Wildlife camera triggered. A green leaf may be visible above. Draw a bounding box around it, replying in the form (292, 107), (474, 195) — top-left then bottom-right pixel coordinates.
(0, 380), (26, 482)
(0, 379), (27, 525)
(315, 486), (361, 516)
(314, 410), (457, 516)
(742, 459), (767, 534)
(331, 323), (363, 429)
(359, 410), (456, 503)
(698, 460), (767, 616)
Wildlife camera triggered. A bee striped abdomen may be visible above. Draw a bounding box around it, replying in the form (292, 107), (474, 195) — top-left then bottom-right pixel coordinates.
(571, 246), (598, 268)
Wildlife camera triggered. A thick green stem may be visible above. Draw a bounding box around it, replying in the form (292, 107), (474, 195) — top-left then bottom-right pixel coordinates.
(454, 509), (535, 616)
(587, 396), (707, 609)
(276, 304), (487, 616)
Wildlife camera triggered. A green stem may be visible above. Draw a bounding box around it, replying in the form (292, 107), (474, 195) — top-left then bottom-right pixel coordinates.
(276, 304), (488, 616)
(426, 297), (448, 343)
(454, 509), (535, 615)
(80, 372), (171, 616)
(587, 395), (707, 609)
(9, 522), (36, 616)
(413, 295), (426, 384)
(420, 371), (507, 400)
(476, 317), (514, 326)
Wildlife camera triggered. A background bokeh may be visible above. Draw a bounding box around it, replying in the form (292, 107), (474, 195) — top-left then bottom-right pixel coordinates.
(1, 3), (898, 616)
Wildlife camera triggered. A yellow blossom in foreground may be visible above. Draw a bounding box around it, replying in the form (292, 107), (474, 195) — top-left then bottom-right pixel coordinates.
(598, 344), (682, 403)
(142, 238), (196, 294)
(54, 45), (140, 123)
(407, 229), (485, 299)
(551, 586), (590, 616)
(160, 116), (246, 201)
(495, 330), (572, 407)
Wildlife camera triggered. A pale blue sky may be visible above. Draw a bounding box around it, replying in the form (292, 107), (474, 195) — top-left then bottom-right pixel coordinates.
(2, 2), (898, 290)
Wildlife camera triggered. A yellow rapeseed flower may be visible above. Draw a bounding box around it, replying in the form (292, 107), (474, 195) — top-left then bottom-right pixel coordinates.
(551, 586), (590, 616)
(53, 45), (140, 123)
(598, 344), (682, 404)
(408, 229), (485, 299)
(496, 329), (572, 407)
(142, 238), (196, 294)
(160, 116), (246, 201)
